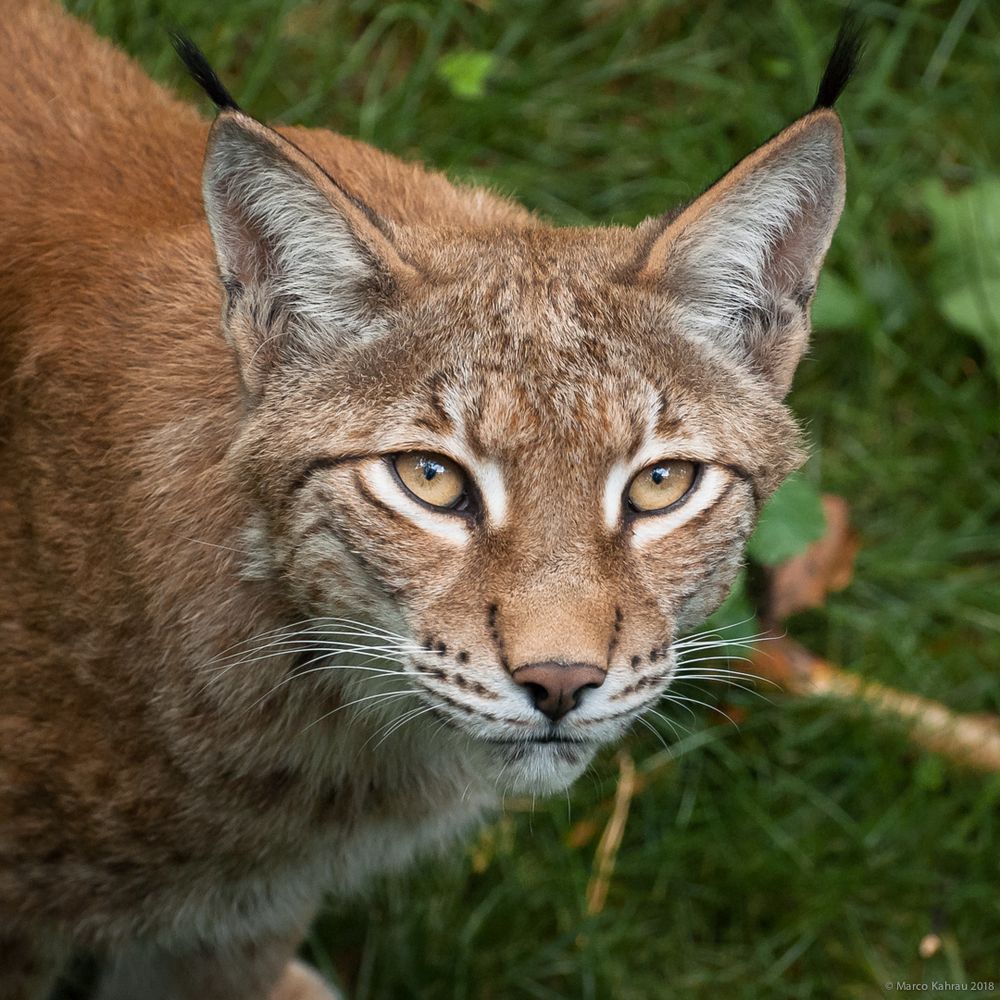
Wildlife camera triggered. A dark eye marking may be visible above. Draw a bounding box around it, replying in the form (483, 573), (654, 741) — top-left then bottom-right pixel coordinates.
(727, 464), (761, 511)
(289, 453), (368, 494)
(649, 478), (740, 538)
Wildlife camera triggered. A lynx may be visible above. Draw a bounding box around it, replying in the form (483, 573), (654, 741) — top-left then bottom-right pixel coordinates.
(0, 1), (859, 996)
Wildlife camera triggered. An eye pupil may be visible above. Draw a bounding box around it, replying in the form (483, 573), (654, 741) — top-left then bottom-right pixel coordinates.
(422, 462), (440, 481)
(651, 467), (665, 484)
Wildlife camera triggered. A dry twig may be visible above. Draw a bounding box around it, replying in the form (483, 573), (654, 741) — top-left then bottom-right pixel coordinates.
(749, 634), (1000, 772)
(585, 750), (637, 915)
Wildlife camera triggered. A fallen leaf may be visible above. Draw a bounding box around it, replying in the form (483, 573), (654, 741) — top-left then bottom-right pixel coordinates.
(766, 494), (859, 621)
(435, 50), (496, 100)
(747, 472), (827, 567)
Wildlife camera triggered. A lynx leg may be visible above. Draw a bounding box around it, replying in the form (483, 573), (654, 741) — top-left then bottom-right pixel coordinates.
(0, 931), (68, 1000)
(94, 927), (334, 1000)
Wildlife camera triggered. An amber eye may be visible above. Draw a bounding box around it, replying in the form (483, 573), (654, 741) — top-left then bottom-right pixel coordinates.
(626, 460), (698, 513)
(392, 452), (468, 510)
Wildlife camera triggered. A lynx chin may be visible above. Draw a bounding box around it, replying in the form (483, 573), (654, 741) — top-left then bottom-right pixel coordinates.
(0, 3), (861, 997)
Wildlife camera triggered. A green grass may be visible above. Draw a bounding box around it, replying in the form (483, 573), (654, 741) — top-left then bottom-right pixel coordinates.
(65, 0), (1000, 995)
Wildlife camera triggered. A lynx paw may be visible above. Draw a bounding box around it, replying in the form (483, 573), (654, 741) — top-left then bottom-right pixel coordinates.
(267, 960), (341, 1000)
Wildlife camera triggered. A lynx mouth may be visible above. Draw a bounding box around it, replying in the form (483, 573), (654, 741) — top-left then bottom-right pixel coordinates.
(484, 735), (593, 746)
(483, 733), (601, 766)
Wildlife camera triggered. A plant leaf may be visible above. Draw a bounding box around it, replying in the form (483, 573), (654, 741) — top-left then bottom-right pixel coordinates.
(811, 270), (867, 331)
(436, 51), (496, 100)
(938, 280), (1000, 362)
(747, 473), (827, 567)
(766, 494), (859, 621)
(920, 178), (1000, 374)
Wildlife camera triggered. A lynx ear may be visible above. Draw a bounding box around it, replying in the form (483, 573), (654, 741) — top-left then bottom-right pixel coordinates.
(202, 111), (413, 394)
(639, 110), (845, 395)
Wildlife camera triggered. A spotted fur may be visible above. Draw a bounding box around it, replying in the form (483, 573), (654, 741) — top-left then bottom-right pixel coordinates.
(0, 2), (853, 996)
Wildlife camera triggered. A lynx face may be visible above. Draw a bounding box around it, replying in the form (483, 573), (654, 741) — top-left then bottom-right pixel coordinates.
(208, 109), (842, 794)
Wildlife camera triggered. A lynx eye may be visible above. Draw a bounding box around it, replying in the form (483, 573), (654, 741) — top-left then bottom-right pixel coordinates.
(392, 452), (469, 510)
(626, 460), (698, 513)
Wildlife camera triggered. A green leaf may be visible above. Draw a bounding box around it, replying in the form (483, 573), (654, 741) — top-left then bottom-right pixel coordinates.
(920, 178), (1000, 288)
(435, 51), (496, 101)
(938, 280), (1000, 362)
(811, 270), (868, 331)
(920, 178), (1000, 374)
(747, 473), (827, 567)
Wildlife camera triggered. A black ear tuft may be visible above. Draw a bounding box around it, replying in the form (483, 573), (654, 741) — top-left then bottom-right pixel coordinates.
(812, 11), (865, 110)
(170, 31), (241, 112)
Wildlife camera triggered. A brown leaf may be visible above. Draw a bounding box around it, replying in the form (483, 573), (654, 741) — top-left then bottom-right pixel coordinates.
(767, 494), (859, 621)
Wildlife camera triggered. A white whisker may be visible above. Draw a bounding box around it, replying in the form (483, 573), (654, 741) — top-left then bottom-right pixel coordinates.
(206, 639), (415, 672)
(201, 639), (417, 690)
(203, 616), (415, 667)
(672, 666), (772, 683)
(208, 629), (420, 664)
(302, 687), (418, 733)
(368, 704), (439, 752)
(674, 616), (760, 642)
(673, 654), (753, 667)
(645, 707), (692, 738)
(243, 657), (402, 714)
(635, 714), (673, 753)
(661, 692), (739, 726)
(672, 675), (774, 699)
(175, 534), (251, 556)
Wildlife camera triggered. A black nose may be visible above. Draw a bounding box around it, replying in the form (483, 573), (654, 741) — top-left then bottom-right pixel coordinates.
(512, 661), (607, 721)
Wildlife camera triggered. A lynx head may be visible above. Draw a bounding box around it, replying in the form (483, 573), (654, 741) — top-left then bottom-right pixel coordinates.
(183, 24), (857, 794)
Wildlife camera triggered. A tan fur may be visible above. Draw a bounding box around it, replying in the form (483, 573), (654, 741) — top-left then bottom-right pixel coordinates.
(0, 1), (845, 996)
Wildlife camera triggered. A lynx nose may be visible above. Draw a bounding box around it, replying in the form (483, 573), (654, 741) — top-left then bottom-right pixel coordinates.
(512, 662), (607, 722)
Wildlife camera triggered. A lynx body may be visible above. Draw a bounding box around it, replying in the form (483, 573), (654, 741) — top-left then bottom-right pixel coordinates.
(0, 2), (854, 996)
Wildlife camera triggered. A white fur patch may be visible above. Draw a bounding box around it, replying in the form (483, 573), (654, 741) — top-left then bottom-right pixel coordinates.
(603, 460), (631, 531)
(470, 458), (507, 528)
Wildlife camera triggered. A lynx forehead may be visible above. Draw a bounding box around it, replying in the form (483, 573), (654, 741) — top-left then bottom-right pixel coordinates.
(0, 3), (859, 997)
